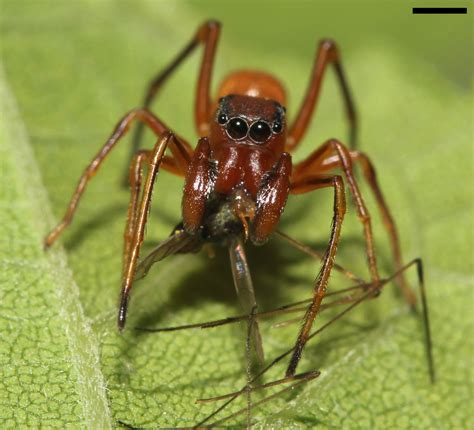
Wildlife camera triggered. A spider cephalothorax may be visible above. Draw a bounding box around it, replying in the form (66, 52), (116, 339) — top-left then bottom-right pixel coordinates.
(182, 93), (291, 245)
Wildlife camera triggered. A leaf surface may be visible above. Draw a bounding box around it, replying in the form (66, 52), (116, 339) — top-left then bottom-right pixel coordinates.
(0, 1), (472, 428)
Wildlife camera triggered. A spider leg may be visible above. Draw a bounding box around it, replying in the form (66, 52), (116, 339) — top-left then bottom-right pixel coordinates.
(292, 139), (381, 287)
(123, 150), (197, 280)
(244, 306), (258, 428)
(44, 109), (190, 248)
(275, 230), (364, 284)
(133, 229), (197, 281)
(128, 20), (221, 168)
(313, 149), (417, 305)
(134, 280), (373, 333)
(297, 258), (434, 383)
(229, 238), (265, 364)
(287, 40), (357, 152)
(123, 150), (149, 277)
(196, 371), (319, 428)
(195, 257), (433, 428)
(285, 174), (346, 376)
(118, 131), (175, 330)
(197, 370), (320, 404)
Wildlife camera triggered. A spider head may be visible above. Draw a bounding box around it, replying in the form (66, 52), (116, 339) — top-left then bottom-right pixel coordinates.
(210, 94), (286, 151)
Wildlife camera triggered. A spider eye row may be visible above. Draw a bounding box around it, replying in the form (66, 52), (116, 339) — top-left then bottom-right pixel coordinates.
(217, 114), (283, 143)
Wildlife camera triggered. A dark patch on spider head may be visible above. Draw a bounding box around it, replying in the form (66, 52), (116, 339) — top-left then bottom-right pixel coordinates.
(272, 101), (286, 128)
(218, 94), (286, 124)
(217, 95), (235, 118)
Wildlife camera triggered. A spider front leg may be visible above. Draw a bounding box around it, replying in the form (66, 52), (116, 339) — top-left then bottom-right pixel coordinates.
(193, 257), (434, 427)
(118, 132), (175, 330)
(123, 150), (149, 277)
(294, 143), (416, 305)
(292, 139), (381, 286)
(44, 108), (191, 249)
(287, 39), (357, 151)
(285, 174), (346, 376)
(128, 19), (221, 170)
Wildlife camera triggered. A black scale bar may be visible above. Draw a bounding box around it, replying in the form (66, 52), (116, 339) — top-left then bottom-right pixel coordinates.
(412, 7), (468, 14)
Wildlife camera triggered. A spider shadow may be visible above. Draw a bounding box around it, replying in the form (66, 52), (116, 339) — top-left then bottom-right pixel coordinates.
(77, 197), (402, 403)
(133, 236), (313, 331)
(113, 232), (405, 427)
(62, 202), (126, 249)
(130, 230), (383, 367)
(130, 197), (394, 336)
(61, 200), (179, 251)
(280, 188), (397, 273)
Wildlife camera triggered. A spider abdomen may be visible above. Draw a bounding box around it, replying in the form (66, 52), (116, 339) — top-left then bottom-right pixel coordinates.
(216, 70), (287, 106)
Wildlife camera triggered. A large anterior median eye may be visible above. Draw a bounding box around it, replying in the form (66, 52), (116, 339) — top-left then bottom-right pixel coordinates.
(249, 121), (272, 143)
(226, 117), (248, 140)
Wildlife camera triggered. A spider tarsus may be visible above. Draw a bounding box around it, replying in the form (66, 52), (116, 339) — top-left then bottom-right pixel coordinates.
(43, 230), (57, 250)
(118, 297), (129, 331)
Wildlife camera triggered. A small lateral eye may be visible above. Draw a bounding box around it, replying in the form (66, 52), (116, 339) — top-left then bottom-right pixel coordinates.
(272, 121), (282, 133)
(249, 121), (272, 143)
(226, 117), (248, 140)
(217, 113), (228, 124)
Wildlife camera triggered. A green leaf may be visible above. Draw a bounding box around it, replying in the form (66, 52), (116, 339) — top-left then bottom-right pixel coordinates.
(0, 61), (111, 428)
(1, 1), (472, 428)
